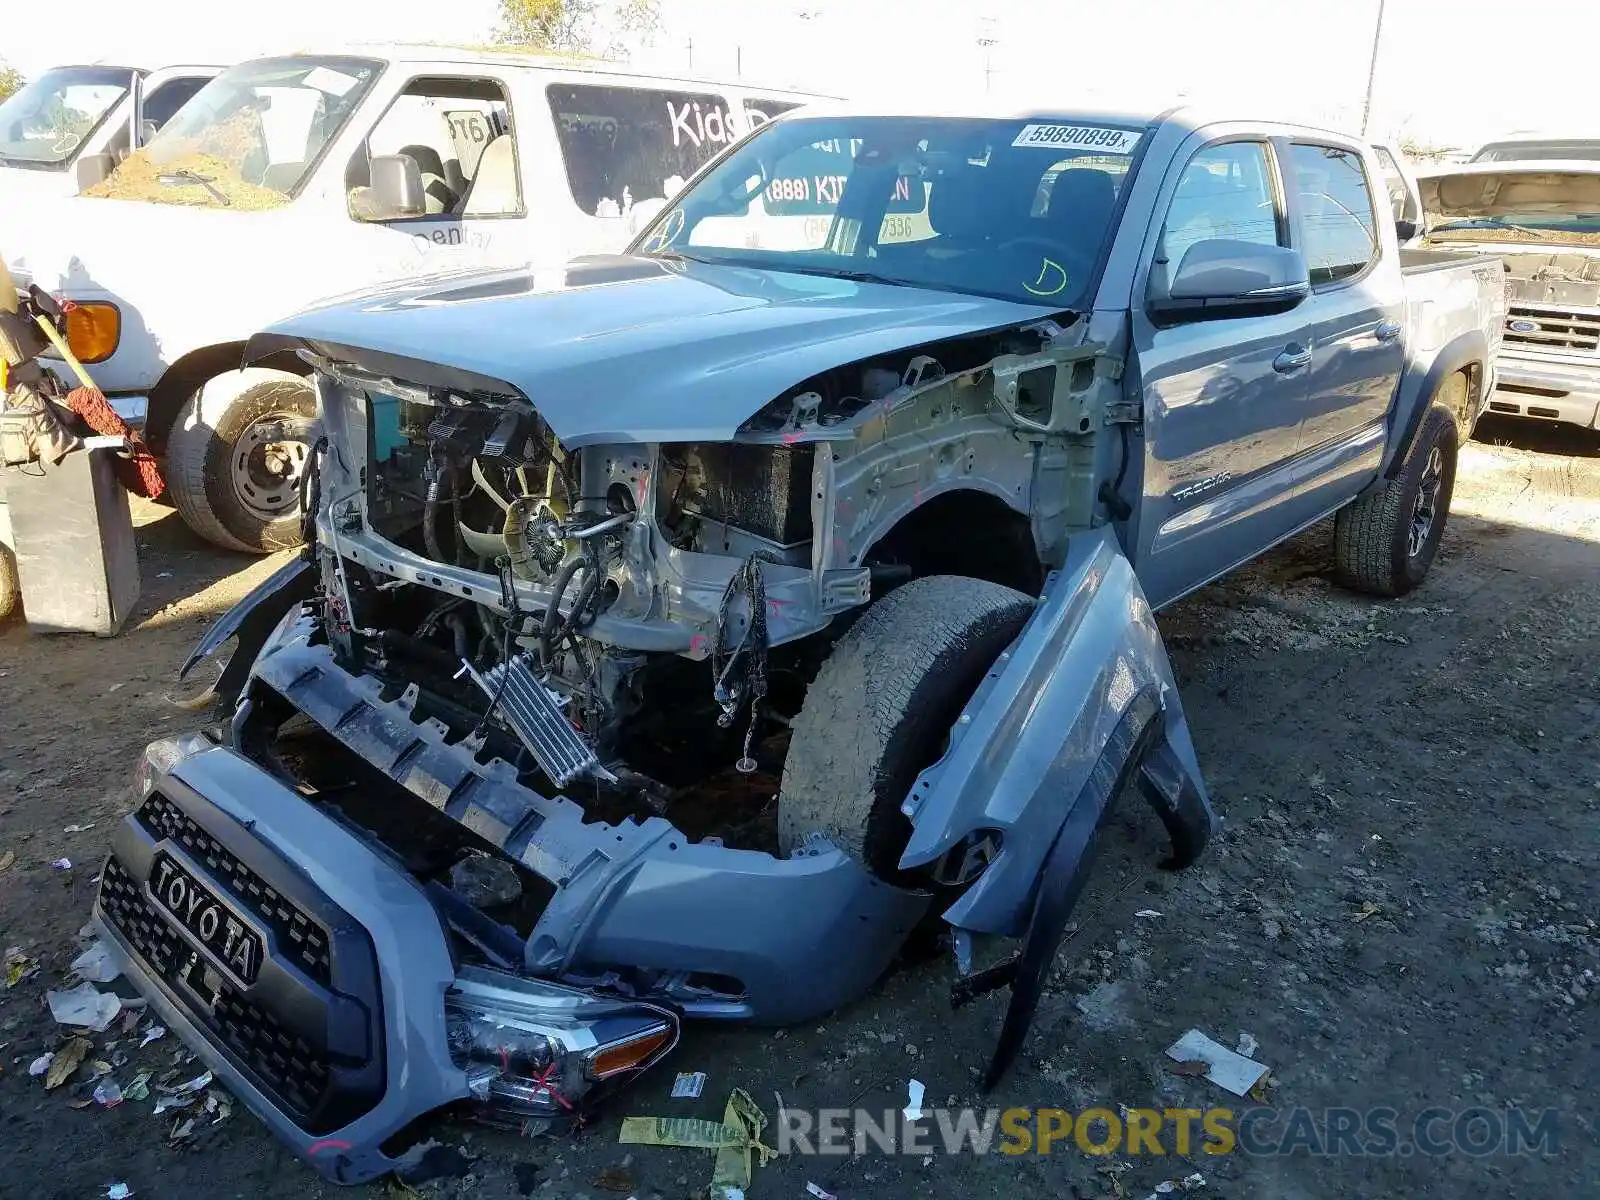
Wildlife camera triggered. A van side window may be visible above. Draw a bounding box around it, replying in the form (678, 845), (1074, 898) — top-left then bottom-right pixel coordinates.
(351, 76), (518, 220)
(546, 84), (743, 219)
(1290, 143), (1379, 285)
(1158, 141), (1283, 272)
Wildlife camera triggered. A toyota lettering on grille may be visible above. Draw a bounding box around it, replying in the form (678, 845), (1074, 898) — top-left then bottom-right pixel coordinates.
(150, 853), (263, 985)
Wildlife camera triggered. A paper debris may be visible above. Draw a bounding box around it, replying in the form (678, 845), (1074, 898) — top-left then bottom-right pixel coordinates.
(619, 1088), (775, 1197)
(1164, 1029), (1269, 1097)
(807, 1184), (839, 1200)
(28, 1053), (54, 1077)
(1235, 1031), (1259, 1058)
(1134, 910), (1163, 919)
(138, 1025), (167, 1048)
(5, 946), (37, 989)
(94, 1078), (124, 1107)
(1152, 1172), (1208, 1195)
(0, 850), (14, 871)
(51, 858), (72, 870)
(1352, 900), (1381, 923)
(106, 1185), (134, 1200)
(47, 982), (122, 1032)
(72, 941), (122, 984)
(164, 1069), (214, 1096)
(672, 1070), (708, 1099)
(46, 1036), (93, 1089)
(64, 823), (97, 833)
(902, 1079), (926, 1121)
(203, 1089), (234, 1124)
(153, 1094), (195, 1116)
(124, 1071), (152, 1102)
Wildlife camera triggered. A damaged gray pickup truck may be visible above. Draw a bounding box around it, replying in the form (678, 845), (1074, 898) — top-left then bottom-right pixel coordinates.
(92, 104), (1505, 1183)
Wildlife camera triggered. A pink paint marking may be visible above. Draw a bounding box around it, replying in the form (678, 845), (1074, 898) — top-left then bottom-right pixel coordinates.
(781, 431), (802, 444)
(309, 1139), (353, 1156)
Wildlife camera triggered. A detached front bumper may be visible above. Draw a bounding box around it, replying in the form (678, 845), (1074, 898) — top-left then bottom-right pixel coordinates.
(94, 744), (469, 1184)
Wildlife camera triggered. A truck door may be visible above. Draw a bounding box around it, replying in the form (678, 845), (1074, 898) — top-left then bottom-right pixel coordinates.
(1129, 137), (1315, 608)
(1283, 141), (1405, 475)
(345, 75), (535, 281)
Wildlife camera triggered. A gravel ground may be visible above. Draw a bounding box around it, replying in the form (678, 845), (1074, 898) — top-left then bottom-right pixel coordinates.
(1, 418), (1596, 1200)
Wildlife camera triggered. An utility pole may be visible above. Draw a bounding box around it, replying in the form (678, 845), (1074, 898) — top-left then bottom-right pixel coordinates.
(1360, 0), (1386, 136)
(686, 36), (694, 71)
(976, 14), (998, 95)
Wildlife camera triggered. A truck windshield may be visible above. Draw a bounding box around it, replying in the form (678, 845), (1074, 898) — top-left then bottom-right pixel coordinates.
(631, 114), (1142, 307)
(89, 56), (381, 209)
(0, 66), (134, 168)
(1472, 142), (1600, 163)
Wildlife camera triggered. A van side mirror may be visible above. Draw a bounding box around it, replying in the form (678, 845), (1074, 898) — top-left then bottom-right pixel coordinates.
(1149, 240), (1310, 323)
(75, 153), (117, 192)
(350, 154), (425, 222)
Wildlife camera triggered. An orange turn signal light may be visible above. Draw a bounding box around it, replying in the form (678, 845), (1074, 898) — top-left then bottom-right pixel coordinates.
(587, 1025), (676, 1078)
(64, 302), (120, 365)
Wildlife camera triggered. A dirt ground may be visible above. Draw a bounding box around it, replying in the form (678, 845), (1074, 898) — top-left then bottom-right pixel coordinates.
(1, 417), (1596, 1200)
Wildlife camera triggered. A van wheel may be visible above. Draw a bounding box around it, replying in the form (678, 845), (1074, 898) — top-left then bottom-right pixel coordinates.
(1335, 402), (1459, 597)
(167, 369), (318, 554)
(778, 576), (1035, 883)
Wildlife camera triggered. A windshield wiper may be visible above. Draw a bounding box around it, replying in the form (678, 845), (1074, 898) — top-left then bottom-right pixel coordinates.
(157, 169), (232, 207)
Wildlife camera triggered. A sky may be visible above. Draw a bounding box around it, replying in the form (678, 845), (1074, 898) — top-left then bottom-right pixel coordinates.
(5, 0), (1596, 150)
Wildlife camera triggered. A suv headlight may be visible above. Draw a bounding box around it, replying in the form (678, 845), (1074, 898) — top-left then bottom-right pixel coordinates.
(130, 733), (216, 799)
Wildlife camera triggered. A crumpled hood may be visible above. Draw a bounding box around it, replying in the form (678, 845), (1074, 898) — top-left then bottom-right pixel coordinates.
(257, 255), (1060, 447)
(1420, 162), (1600, 221)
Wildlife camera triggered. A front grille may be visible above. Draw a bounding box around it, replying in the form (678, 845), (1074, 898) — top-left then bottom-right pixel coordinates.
(99, 857), (334, 1126)
(1504, 305), (1600, 353)
(137, 793), (331, 986)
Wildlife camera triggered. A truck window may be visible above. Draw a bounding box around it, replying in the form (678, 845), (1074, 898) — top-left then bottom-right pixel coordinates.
(143, 77), (210, 130)
(546, 84), (745, 218)
(1159, 141), (1283, 271)
(1372, 146), (1417, 224)
(1289, 143), (1379, 285)
(354, 77), (518, 218)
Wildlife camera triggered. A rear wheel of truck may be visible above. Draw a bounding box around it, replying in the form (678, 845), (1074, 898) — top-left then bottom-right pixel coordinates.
(1334, 398), (1460, 598)
(167, 369), (318, 554)
(0, 542), (20, 624)
(778, 575), (1035, 884)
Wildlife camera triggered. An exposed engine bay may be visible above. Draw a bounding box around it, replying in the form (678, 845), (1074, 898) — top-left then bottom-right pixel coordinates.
(297, 315), (1115, 824)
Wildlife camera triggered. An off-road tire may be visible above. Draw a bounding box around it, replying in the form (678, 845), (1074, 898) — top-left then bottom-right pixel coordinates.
(0, 540), (20, 624)
(778, 575), (1035, 882)
(1335, 401), (1460, 597)
(167, 373), (316, 554)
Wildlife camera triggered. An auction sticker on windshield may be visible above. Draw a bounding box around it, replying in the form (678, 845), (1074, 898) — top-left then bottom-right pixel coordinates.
(1012, 124), (1142, 154)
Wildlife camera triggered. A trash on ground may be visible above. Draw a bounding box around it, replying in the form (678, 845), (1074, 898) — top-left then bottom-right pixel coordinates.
(161, 1069), (214, 1096)
(1164, 1028), (1270, 1097)
(807, 1183), (840, 1200)
(106, 1185), (133, 1200)
(593, 1161), (636, 1192)
(1134, 909), (1163, 919)
(1151, 1172), (1208, 1195)
(4, 946), (37, 989)
(123, 1071), (152, 1102)
(203, 1089), (234, 1124)
(1235, 1031), (1259, 1058)
(902, 1079), (926, 1121)
(138, 1024), (167, 1048)
(28, 1052), (55, 1077)
(47, 981), (122, 1031)
(119, 1009), (141, 1035)
(94, 1078), (124, 1107)
(672, 1070), (708, 1099)
(0, 850), (14, 872)
(50, 857), (73, 870)
(45, 1036), (93, 1089)
(619, 1087), (775, 1198)
(169, 1117), (196, 1143)
(1353, 900), (1381, 923)
(72, 940), (122, 984)
(153, 1093), (195, 1116)
(63, 823), (97, 833)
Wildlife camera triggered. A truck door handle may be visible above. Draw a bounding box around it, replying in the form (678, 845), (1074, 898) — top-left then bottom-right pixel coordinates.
(1272, 345), (1312, 373)
(1375, 320), (1403, 343)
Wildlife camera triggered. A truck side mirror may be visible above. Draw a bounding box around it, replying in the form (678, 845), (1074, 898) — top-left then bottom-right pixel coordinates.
(351, 154), (426, 222)
(1394, 217), (1418, 242)
(1148, 240), (1310, 323)
(75, 153), (117, 192)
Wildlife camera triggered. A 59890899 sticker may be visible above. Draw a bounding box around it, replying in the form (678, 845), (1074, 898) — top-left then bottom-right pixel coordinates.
(1011, 124), (1143, 154)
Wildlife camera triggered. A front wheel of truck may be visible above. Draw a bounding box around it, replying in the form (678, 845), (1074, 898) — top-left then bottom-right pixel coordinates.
(778, 575), (1035, 885)
(167, 369), (319, 554)
(1335, 401), (1460, 598)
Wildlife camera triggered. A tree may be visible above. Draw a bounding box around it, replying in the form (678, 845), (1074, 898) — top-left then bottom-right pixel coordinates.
(0, 62), (23, 103)
(496, 0), (660, 56)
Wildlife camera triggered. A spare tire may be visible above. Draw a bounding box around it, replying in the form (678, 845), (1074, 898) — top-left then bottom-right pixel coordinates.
(779, 575), (1035, 883)
(167, 368), (318, 554)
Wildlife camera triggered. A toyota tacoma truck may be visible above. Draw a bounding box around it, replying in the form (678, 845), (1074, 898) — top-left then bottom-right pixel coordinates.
(91, 104), (1504, 1184)
(1416, 159), (1600, 430)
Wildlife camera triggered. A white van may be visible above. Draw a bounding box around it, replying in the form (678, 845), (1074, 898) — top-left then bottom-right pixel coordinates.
(6, 46), (829, 553)
(0, 62), (220, 206)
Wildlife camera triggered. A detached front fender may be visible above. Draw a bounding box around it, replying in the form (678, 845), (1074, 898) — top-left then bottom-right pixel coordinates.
(180, 556), (315, 711)
(899, 527), (1214, 937)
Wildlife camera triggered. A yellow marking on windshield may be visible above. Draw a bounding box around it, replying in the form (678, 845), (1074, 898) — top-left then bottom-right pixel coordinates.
(1023, 258), (1070, 297)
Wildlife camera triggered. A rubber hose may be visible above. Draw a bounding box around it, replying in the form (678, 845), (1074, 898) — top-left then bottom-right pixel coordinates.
(423, 463), (454, 561)
(538, 555), (586, 665)
(443, 612), (470, 661)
